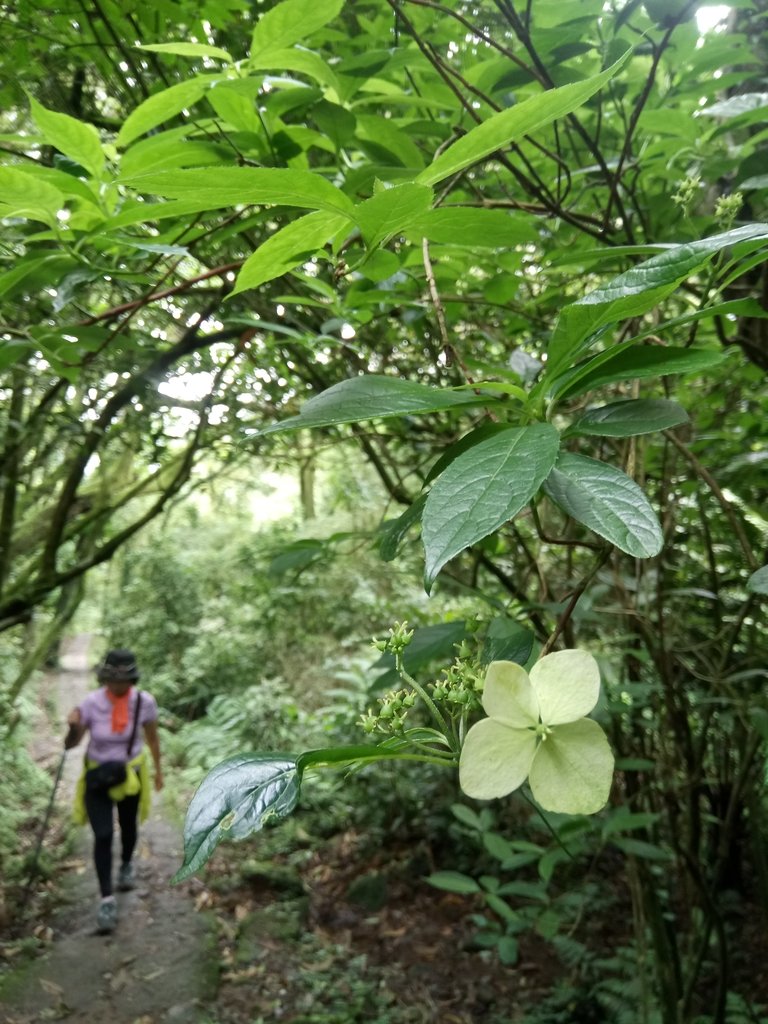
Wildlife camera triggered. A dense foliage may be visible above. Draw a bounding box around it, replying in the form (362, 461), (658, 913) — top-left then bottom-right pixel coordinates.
(2, 0), (768, 1020)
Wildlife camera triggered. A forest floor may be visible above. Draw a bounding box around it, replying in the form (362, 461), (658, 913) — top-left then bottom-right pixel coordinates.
(0, 636), (555, 1024)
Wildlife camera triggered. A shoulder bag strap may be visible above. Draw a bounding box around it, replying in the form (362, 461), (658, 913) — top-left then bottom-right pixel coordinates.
(126, 691), (142, 759)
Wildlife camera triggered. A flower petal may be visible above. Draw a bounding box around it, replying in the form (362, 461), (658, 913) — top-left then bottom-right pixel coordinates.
(482, 660), (539, 726)
(528, 718), (613, 814)
(459, 718), (537, 800)
(529, 649), (600, 725)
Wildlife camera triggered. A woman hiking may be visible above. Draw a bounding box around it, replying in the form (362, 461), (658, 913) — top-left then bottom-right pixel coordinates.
(64, 649), (163, 934)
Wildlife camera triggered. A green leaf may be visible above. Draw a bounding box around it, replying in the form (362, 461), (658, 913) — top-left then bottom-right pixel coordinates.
(484, 893), (519, 923)
(482, 831), (515, 861)
(740, 175), (768, 191)
(546, 223), (768, 377)
(231, 210), (348, 295)
(405, 207), (539, 248)
(543, 453), (663, 557)
(576, 225), (768, 305)
(0, 254), (76, 299)
(426, 871), (482, 894)
(250, 0), (343, 60)
(29, 97), (104, 178)
(249, 48), (341, 92)
(355, 114), (426, 169)
(611, 837), (672, 861)
(0, 180), (63, 227)
(377, 494), (427, 562)
(602, 810), (660, 837)
(415, 50), (630, 186)
(495, 880), (547, 902)
(354, 183), (434, 249)
(124, 166), (354, 216)
(207, 84), (262, 133)
(747, 566), (768, 595)
(117, 77), (217, 148)
(260, 375), (481, 435)
(451, 803), (485, 830)
(425, 423), (515, 486)
(115, 134), (228, 178)
(566, 398), (690, 438)
(422, 424), (560, 588)
(172, 755), (300, 883)
(481, 619), (535, 667)
(297, 744), (411, 771)
(0, 339), (32, 371)
(138, 42), (234, 62)
(555, 346), (728, 402)
(497, 936), (520, 965)
(268, 539), (325, 576)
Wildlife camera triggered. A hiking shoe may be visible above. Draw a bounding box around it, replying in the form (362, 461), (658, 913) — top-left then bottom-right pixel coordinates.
(96, 899), (117, 934)
(117, 862), (135, 891)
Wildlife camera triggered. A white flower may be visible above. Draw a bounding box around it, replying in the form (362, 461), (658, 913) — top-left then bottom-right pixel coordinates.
(459, 650), (613, 815)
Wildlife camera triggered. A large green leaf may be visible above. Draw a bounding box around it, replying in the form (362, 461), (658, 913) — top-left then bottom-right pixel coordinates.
(172, 755), (300, 883)
(123, 166), (355, 216)
(422, 424), (561, 588)
(138, 42), (234, 62)
(554, 346), (728, 401)
(354, 183), (433, 249)
(29, 97), (104, 178)
(405, 207), (539, 248)
(0, 254), (76, 299)
(481, 619), (535, 666)
(231, 210), (349, 294)
(355, 114), (426, 169)
(377, 494), (427, 563)
(0, 339), (32, 371)
(117, 76), (218, 148)
(565, 398), (689, 438)
(249, 48), (341, 92)
(543, 453), (663, 557)
(297, 744), (413, 771)
(425, 422), (517, 485)
(249, 0), (343, 60)
(120, 136), (232, 178)
(0, 168), (64, 223)
(546, 224), (768, 377)
(260, 375), (482, 435)
(415, 50), (630, 186)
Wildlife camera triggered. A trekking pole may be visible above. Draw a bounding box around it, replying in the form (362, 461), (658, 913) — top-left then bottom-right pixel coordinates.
(24, 747), (68, 892)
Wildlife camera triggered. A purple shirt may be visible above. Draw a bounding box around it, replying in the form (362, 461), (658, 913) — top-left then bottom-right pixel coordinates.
(79, 687), (158, 763)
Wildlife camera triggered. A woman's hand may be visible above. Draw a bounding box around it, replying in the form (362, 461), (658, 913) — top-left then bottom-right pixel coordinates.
(154, 769), (165, 792)
(64, 709), (84, 749)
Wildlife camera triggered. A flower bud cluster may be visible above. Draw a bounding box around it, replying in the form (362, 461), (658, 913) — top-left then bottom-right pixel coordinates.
(714, 192), (743, 230)
(371, 620), (414, 656)
(430, 657), (483, 711)
(671, 174), (701, 213)
(359, 688), (417, 735)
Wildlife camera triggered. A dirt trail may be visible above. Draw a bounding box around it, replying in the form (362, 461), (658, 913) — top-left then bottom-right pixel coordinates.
(2, 636), (217, 1024)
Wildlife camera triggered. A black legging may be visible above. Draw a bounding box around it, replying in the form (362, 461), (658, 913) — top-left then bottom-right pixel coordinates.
(84, 788), (141, 897)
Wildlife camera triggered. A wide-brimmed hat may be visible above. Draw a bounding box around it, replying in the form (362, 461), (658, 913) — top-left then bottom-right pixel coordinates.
(97, 649), (140, 682)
